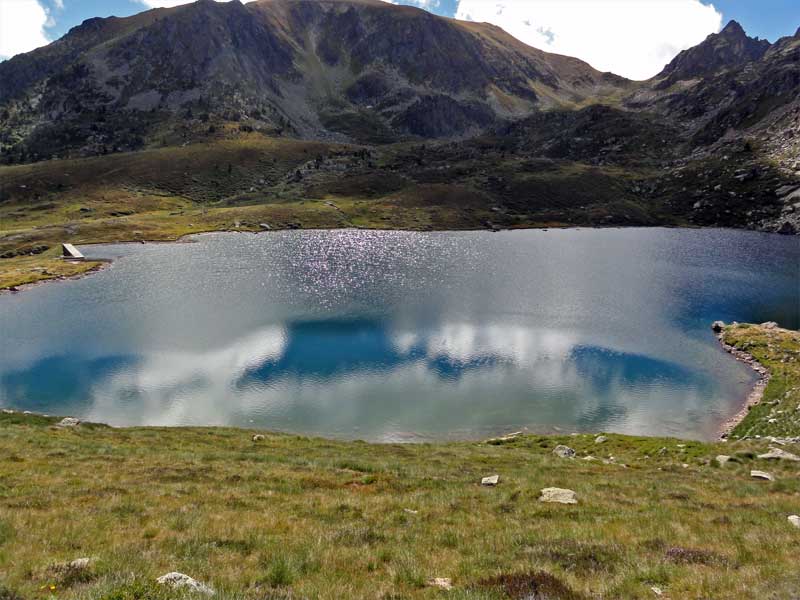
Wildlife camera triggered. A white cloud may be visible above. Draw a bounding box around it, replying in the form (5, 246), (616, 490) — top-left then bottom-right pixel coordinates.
(387, 0), (441, 8)
(454, 0), (723, 80)
(137, 0), (227, 6)
(0, 0), (51, 59)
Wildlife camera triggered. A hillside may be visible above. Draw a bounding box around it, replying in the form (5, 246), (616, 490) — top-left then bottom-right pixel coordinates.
(0, 0), (625, 159)
(1, 324), (799, 599)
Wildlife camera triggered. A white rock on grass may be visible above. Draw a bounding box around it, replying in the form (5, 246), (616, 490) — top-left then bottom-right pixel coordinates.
(594, 435), (608, 444)
(751, 470), (774, 481)
(716, 455), (731, 466)
(481, 475), (499, 486)
(156, 573), (215, 596)
(66, 558), (92, 570)
(789, 515), (800, 528)
(427, 578), (453, 590)
(252, 434), (265, 442)
(539, 487), (578, 504)
(758, 448), (800, 462)
(57, 417), (80, 427)
(50, 557), (93, 575)
(553, 445), (576, 458)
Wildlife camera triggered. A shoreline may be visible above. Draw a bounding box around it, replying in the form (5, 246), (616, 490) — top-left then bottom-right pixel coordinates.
(0, 224), (785, 295)
(714, 323), (772, 439)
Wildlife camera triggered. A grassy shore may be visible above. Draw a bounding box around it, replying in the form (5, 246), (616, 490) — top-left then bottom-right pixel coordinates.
(1, 325), (799, 599)
(724, 323), (800, 439)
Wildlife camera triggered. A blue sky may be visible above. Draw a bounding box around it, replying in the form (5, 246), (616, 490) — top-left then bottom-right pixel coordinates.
(1, 0), (798, 78)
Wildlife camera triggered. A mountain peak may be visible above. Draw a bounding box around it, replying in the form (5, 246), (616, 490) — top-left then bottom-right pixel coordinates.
(720, 20), (746, 37)
(655, 20), (770, 84)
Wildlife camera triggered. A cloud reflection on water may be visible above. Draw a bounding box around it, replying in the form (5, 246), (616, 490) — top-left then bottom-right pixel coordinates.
(2, 318), (720, 440)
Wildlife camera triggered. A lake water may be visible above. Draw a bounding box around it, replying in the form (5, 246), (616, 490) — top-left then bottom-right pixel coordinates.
(1, 228), (797, 441)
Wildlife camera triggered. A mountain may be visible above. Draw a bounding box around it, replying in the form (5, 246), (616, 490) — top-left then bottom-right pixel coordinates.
(0, 2), (798, 246)
(653, 20), (771, 87)
(0, 0), (625, 161)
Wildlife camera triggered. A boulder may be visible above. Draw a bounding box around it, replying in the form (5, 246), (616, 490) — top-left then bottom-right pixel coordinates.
(481, 475), (500, 486)
(760, 322), (778, 329)
(57, 417), (80, 427)
(252, 434), (265, 442)
(711, 321), (725, 333)
(750, 470), (774, 481)
(539, 487), (578, 504)
(553, 445), (576, 458)
(789, 515), (800, 529)
(595, 435), (608, 444)
(758, 448), (800, 462)
(715, 455), (731, 466)
(156, 573), (215, 596)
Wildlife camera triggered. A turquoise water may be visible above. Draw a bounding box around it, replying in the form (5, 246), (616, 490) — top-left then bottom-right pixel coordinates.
(0, 228), (797, 440)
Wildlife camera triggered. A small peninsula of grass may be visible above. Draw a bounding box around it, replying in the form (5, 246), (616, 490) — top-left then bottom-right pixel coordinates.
(1, 324), (799, 599)
(724, 323), (800, 438)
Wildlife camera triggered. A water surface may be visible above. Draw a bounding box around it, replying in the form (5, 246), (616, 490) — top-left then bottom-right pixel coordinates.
(1, 228), (797, 440)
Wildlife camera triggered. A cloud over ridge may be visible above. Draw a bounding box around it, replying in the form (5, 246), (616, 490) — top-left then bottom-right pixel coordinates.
(454, 0), (724, 80)
(0, 0), (51, 59)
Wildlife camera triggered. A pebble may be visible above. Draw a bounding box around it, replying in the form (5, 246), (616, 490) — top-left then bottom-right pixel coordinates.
(751, 470), (774, 481)
(481, 475), (499, 486)
(553, 445), (576, 458)
(539, 487), (578, 504)
(758, 448), (800, 462)
(67, 558), (92, 570)
(428, 578), (453, 590)
(156, 573), (215, 596)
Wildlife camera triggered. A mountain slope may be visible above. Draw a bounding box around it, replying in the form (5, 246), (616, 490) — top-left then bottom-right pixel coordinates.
(0, 0), (627, 161)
